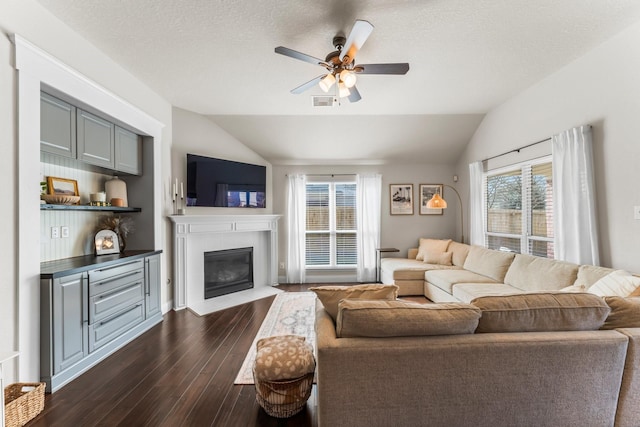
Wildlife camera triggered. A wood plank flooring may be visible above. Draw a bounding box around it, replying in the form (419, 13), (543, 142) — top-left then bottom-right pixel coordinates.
(28, 285), (428, 427)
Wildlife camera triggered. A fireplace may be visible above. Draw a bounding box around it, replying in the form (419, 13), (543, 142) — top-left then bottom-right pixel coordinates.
(204, 247), (254, 299)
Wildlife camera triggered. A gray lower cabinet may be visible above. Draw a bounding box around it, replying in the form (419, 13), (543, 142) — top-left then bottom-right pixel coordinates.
(40, 253), (163, 392)
(40, 92), (76, 158)
(77, 109), (115, 169)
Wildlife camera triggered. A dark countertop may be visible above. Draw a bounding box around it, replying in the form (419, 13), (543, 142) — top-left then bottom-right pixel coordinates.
(40, 249), (162, 279)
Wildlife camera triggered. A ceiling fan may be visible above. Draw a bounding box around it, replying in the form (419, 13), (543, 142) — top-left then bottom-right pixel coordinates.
(275, 20), (410, 103)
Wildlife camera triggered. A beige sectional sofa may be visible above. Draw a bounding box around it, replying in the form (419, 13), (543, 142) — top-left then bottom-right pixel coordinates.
(381, 239), (627, 302)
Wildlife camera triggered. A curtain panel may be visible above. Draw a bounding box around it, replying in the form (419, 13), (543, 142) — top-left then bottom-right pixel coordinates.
(468, 161), (485, 246)
(286, 174), (307, 283)
(356, 174), (382, 282)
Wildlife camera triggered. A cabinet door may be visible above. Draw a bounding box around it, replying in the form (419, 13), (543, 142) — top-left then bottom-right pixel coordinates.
(52, 273), (88, 374)
(77, 109), (115, 169)
(115, 126), (142, 175)
(41, 92), (76, 158)
(145, 254), (161, 318)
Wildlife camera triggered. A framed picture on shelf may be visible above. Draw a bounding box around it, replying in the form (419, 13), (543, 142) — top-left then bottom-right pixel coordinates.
(389, 184), (414, 215)
(94, 229), (120, 255)
(419, 184), (443, 215)
(47, 176), (79, 196)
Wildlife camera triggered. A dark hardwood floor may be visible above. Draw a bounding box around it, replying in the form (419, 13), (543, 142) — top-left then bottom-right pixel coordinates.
(29, 284), (428, 427)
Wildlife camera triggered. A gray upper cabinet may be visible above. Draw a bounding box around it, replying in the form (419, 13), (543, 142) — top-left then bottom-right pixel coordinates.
(115, 126), (142, 175)
(77, 109), (115, 169)
(41, 92), (77, 158)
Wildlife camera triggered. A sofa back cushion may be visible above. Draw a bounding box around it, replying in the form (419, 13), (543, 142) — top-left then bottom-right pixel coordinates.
(602, 296), (640, 330)
(335, 299), (481, 338)
(463, 246), (515, 282)
(416, 238), (451, 261)
(448, 241), (471, 267)
(310, 284), (398, 321)
(504, 254), (579, 292)
(471, 292), (610, 333)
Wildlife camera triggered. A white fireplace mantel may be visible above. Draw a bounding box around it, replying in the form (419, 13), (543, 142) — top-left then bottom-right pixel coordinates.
(170, 214), (281, 314)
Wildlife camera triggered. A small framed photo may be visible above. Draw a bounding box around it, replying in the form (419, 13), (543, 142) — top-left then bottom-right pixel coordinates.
(390, 184), (414, 215)
(94, 229), (120, 255)
(419, 184), (443, 215)
(47, 176), (79, 196)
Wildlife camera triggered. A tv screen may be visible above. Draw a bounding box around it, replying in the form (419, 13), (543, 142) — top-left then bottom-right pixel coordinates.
(186, 154), (266, 208)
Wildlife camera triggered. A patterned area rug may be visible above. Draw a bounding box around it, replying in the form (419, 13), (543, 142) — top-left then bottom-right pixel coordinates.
(234, 292), (317, 385)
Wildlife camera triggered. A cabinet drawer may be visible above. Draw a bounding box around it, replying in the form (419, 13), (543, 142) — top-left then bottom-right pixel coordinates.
(89, 260), (144, 294)
(88, 303), (144, 353)
(89, 281), (144, 324)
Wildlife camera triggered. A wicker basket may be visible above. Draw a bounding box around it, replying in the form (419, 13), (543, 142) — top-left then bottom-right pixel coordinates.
(4, 383), (45, 427)
(254, 372), (314, 418)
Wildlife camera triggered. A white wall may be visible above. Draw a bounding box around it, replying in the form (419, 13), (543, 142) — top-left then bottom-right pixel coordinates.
(456, 20), (640, 272)
(0, 0), (172, 383)
(272, 163), (459, 282)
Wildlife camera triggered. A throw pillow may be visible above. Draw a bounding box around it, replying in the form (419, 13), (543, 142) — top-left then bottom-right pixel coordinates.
(310, 284), (398, 321)
(335, 299), (481, 338)
(471, 292), (610, 333)
(588, 270), (640, 297)
(415, 238), (451, 262)
(601, 296), (640, 330)
(423, 251), (453, 266)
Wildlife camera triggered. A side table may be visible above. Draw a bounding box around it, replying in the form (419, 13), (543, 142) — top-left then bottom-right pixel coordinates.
(375, 248), (399, 283)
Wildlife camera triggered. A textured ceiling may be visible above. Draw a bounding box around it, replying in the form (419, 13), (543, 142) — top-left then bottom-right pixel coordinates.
(36, 0), (640, 164)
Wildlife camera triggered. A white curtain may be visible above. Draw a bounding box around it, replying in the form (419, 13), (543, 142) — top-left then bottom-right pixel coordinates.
(286, 174), (307, 283)
(356, 174), (382, 282)
(552, 125), (599, 265)
(468, 161), (485, 246)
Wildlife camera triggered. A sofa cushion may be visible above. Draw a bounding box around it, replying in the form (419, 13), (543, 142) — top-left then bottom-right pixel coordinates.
(335, 299), (481, 338)
(452, 283), (524, 303)
(574, 264), (615, 288)
(588, 270), (640, 297)
(426, 269), (498, 294)
(504, 254), (579, 292)
(448, 241), (471, 267)
(423, 251), (453, 266)
(416, 238), (451, 261)
(463, 246), (515, 282)
(381, 258), (459, 281)
(310, 284), (398, 321)
(471, 292), (610, 333)
(601, 297), (640, 330)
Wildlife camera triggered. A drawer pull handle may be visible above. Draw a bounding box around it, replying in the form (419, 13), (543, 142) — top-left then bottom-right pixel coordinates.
(94, 260), (142, 273)
(98, 282), (143, 298)
(94, 270), (140, 285)
(98, 304), (142, 326)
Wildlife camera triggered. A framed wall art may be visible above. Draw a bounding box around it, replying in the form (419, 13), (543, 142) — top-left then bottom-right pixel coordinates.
(389, 184), (413, 215)
(419, 184), (443, 215)
(47, 176), (79, 196)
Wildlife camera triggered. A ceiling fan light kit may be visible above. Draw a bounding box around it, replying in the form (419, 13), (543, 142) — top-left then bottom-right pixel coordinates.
(275, 19), (409, 104)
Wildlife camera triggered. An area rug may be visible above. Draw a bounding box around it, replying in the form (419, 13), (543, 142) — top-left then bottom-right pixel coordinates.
(234, 292), (317, 385)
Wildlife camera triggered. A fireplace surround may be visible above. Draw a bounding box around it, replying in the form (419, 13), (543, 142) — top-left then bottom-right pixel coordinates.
(170, 215), (281, 315)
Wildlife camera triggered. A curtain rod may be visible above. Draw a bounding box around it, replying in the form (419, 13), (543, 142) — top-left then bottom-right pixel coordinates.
(482, 137), (551, 163)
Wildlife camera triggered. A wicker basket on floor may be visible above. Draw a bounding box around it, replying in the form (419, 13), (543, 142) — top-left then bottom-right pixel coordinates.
(4, 382), (45, 427)
(253, 372), (314, 418)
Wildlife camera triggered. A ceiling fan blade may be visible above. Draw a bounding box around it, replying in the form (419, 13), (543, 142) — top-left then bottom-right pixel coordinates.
(290, 75), (325, 94)
(275, 46), (327, 67)
(339, 20), (374, 64)
(347, 86), (362, 103)
(355, 63), (410, 75)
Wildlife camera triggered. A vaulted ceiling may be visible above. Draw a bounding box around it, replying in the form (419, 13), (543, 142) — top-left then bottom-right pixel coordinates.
(36, 0), (640, 164)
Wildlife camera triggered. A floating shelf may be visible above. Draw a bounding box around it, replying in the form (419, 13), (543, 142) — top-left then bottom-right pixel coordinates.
(40, 204), (141, 213)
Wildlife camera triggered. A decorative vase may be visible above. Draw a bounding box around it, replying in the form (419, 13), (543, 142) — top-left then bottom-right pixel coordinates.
(117, 232), (126, 253)
(105, 176), (128, 207)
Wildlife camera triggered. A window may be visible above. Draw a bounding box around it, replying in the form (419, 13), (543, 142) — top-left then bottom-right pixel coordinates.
(484, 158), (554, 257)
(306, 182), (357, 267)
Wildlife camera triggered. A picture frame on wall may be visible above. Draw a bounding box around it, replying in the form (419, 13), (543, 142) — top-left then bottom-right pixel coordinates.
(419, 184), (444, 215)
(47, 176), (79, 196)
(390, 184), (414, 215)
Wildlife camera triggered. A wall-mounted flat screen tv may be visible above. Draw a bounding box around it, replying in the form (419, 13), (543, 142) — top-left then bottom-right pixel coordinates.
(186, 154), (266, 208)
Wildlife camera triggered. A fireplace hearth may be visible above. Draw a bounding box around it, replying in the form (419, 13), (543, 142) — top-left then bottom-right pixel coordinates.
(204, 247), (254, 299)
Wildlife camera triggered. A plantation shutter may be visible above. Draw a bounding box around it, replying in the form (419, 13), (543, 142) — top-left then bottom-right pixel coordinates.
(335, 183), (357, 265)
(527, 162), (554, 257)
(306, 184), (330, 265)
